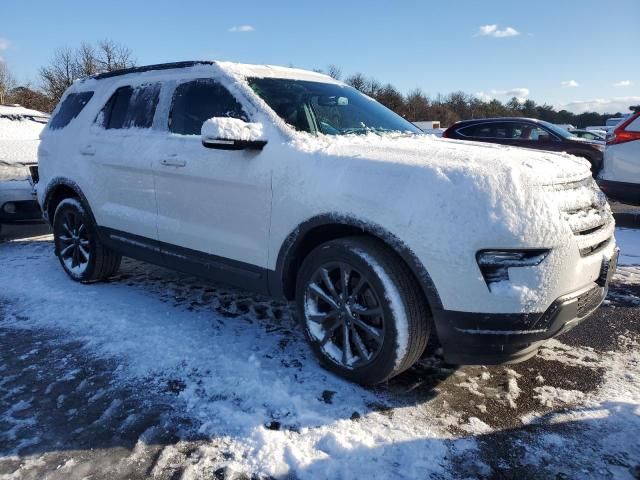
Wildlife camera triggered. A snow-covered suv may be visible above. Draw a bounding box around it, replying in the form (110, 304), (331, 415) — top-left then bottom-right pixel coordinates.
(36, 61), (618, 384)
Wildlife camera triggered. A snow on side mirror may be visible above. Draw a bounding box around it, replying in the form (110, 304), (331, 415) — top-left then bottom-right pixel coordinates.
(201, 117), (267, 151)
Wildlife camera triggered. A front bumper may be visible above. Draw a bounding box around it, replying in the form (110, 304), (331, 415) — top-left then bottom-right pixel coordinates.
(435, 249), (619, 365)
(0, 180), (43, 224)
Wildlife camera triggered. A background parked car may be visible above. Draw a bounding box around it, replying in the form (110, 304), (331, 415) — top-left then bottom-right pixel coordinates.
(598, 112), (640, 205)
(570, 129), (607, 142)
(442, 117), (605, 172)
(0, 105), (48, 235)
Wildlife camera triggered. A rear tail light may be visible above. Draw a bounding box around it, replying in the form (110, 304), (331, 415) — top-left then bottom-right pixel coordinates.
(607, 112), (640, 145)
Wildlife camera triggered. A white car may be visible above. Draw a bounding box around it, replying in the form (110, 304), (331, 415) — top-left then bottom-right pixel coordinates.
(0, 105), (48, 235)
(599, 112), (640, 205)
(36, 61), (618, 384)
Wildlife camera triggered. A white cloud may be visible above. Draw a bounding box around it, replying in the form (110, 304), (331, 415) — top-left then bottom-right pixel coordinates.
(476, 87), (530, 103)
(478, 24), (520, 38)
(560, 96), (640, 114)
(561, 80), (579, 88)
(613, 80), (632, 87)
(228, 25), (255, 33)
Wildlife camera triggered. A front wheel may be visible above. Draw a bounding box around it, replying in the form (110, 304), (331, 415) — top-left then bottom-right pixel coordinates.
(53, 198), (121, 282)
(295, 237), (430, 384)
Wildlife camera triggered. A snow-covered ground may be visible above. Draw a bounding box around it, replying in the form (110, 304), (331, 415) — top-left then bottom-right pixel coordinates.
(0, 227), (639, 479)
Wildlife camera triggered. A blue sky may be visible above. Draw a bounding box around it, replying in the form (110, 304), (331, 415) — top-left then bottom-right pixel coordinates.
(2, 0), (639, 113)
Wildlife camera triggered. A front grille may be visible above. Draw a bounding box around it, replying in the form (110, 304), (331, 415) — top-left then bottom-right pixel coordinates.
(576, 286), (605, 317)
(548, 177), (614, 257)
(28, 165), (39, 184)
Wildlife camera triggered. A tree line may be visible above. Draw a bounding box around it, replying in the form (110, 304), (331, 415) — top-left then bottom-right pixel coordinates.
(317, 65), (637, 128)
(1, 42), (636, 128)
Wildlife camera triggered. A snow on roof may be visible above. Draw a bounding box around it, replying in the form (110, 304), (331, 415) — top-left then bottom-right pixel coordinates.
(217, 61), (342, 84)
(0, 104), (49, 118)
(78, 61), (343, 87)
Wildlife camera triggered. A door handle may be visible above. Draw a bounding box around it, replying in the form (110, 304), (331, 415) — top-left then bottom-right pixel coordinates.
(160, 158), (186, 167)
(81, 145), (95, 156)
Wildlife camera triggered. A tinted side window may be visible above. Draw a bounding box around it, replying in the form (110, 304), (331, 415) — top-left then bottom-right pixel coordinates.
(100, 83), (161, 130)
(459, 124), (493, 138)
(169, 79), (248, 135)
(49, 92), (94, 130)
(459, 122), (518, 139)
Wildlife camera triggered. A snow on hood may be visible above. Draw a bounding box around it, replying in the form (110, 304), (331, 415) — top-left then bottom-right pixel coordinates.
(291, 132), (592, 187)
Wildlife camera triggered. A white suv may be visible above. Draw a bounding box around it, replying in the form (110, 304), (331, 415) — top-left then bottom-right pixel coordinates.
(36, 61), (618, 384)
(599, 112), (640, 205)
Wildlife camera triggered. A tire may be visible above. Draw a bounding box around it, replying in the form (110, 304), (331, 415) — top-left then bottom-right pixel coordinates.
(52, 198), (121, 282)
(295, 236), (430, 385)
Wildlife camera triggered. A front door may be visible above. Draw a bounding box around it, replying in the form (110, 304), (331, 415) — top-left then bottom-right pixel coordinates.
(153, 78), (272, 289)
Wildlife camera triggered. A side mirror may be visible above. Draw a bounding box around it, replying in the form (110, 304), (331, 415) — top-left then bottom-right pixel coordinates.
(201, 117), (267, 151)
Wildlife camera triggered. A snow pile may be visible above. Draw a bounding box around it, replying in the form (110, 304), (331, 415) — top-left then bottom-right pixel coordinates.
(201, 117), (265, 142)
(533, 386), (586, 408)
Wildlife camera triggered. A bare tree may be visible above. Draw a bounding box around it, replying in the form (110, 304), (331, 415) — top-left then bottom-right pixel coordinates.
(327, 64), (342, 80)
(39, 47), (78, 105)
(345, 72), (367, 92)
(40, 40), (136, 108)
(96, 39), (135, 72)
(0, 61), (16, 104)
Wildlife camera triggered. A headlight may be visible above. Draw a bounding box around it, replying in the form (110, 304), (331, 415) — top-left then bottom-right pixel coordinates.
(477, 249), (549, 286)
(0, 163), (30, 182)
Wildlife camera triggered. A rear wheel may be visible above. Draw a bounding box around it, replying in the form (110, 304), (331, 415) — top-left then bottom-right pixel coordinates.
(53, 198), (121, 282)
(295, 236), (430, 384)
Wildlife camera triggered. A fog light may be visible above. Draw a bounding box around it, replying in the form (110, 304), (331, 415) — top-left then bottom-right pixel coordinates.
(3, 203), (16, 214)
(477, 249), (549, 286)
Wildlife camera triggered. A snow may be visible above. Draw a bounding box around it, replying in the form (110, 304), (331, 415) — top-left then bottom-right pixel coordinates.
(201, 117), (265, 142)
(353, 248), (409, 370)
(0, 241), (452, 479)
(1, 232), (636, 478)
(0, 105), (48, 118)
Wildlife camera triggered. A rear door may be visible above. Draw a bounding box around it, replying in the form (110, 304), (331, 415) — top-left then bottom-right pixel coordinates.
(87, 82), (162, 246)
(153, 77), (272, 286)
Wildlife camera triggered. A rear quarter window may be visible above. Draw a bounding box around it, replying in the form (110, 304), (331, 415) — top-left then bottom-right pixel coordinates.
(48, 91), (94, 130)
(99, 83), (161, 130)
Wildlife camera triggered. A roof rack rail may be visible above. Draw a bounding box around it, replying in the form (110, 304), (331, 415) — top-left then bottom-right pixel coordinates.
(91, 61), (215, 80)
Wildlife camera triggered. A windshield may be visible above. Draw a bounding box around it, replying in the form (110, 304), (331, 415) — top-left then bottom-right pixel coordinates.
(248, 77), (421, 136)
(539, 120), (575, 139)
